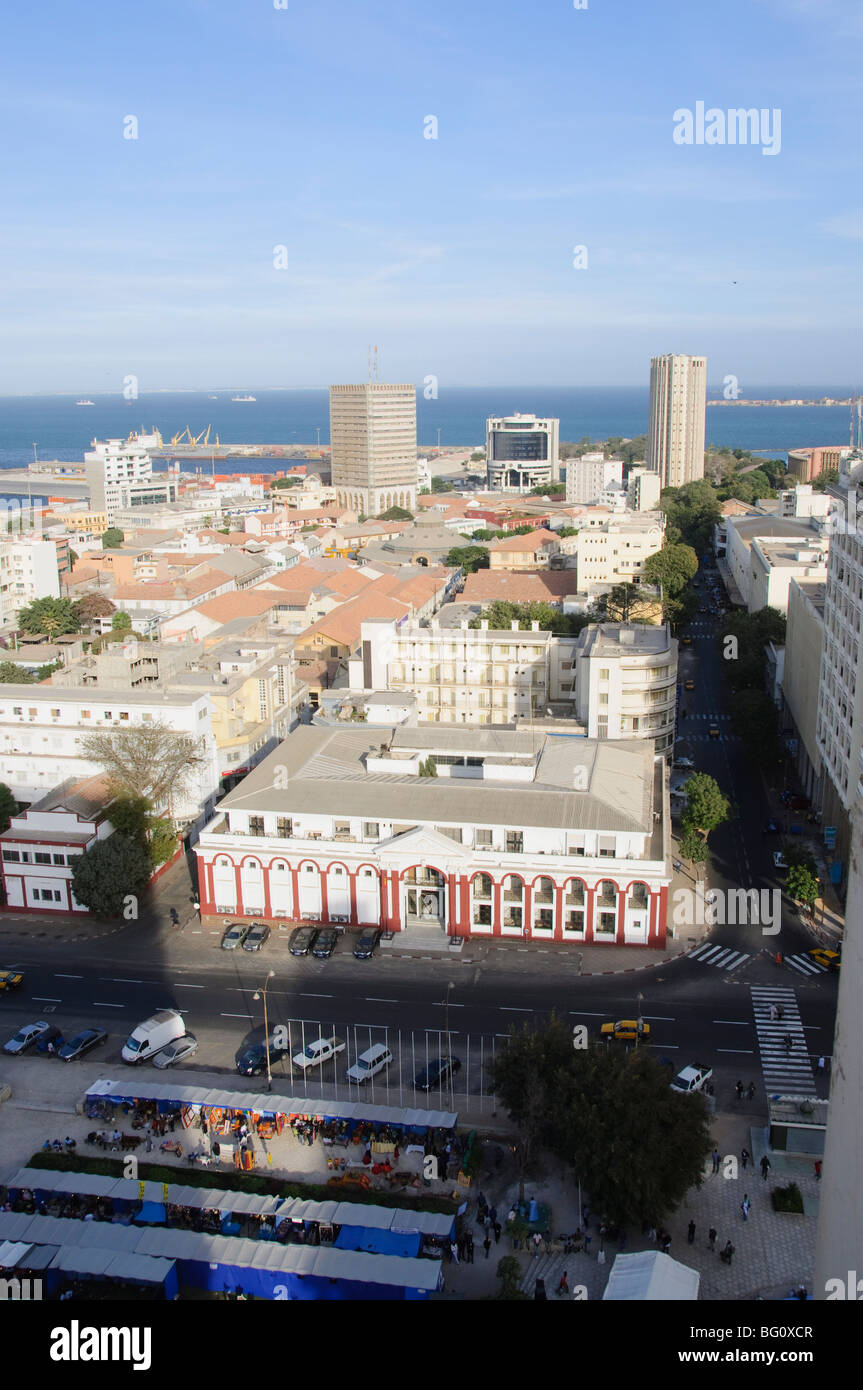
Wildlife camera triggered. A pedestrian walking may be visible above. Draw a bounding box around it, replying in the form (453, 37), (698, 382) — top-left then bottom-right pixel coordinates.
(450, 1241), (459, 1265)
(776, 1004), (784, 1021)
(769, 1004), (778, 1022)
(597, 1247), (606, 1265)
(712, 1148), (721, 1174)
(741, 1194), (751, 1221)
(557, 1272), (569, 1297)
(489, 1205), (497, 1225)
(661, 1233), (671, 1255)
(817, 1056), (826, 1074)
(493, 1221), (501, 1244)
(687, 1220), (696, 1245)
(466, 1234), (474, 1263)
(720, 1240), (734, 1265)
(747, 1081), (756, 1101)
(582, 1206), (590, 1227)
(673, 859), (682, 872)
(584, 1233), (592, 1253)
(532, 1231), (542, 1257)
(814, 1160), (822, 1182)
(784, 1033), (793, 1054)
(708, 1227), (717, 1251)
(145, 1134), (152, 1153)
(735, 1080), (744, 1100)
(741, 1147), (750, 1170)
(483, 1235), (492, 1260)
(796, 1283), (807, 1302)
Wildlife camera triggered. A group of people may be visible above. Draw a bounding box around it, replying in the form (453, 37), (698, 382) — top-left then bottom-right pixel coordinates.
(735, 1080), (757, 1102)
(42, 1136), (79, 1154)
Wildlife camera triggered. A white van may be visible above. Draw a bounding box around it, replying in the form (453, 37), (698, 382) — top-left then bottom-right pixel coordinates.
(121, 1009), (185, 1065)
(346, 1042), (392, 1084)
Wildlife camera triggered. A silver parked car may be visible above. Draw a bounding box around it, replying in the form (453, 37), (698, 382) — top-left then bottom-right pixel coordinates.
(153, 1034), (199, 1069)
(221, 922), (250, 950)
(3, 1020), (50, 1055)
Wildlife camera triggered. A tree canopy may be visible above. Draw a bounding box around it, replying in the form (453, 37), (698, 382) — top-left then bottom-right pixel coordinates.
(70, 833), (151, 918)
(17, 596), (80, 637)
(107, 795), (179, 869)
(468, 599), (588, 638)
(376, 505), (413, 521)
(659, 479), (722, 553)
(729, 690), (785, 768)
(0, 783), (18, 833)
(72, 594), (116, 627)
(101, 528), (124, 549)
(490, 1016), (713, 1226)
(79, 721), (205, 818)
(680, 772), (732, 846)
(445, 545), (489, 574)
(591, 583), (659, 625)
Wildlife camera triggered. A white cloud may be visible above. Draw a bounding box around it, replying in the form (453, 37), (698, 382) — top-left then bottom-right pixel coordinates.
(819, 211), (863, 239)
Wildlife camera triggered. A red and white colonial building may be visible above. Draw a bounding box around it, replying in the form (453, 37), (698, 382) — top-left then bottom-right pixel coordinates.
(195, 725), (670, 947)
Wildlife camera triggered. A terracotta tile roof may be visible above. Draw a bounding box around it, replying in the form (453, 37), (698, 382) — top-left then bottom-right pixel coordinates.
(462, 570), (579, 604)
(197, 529), (248, 546)
(295, 591), (411, 648)
(191, 590), (283, 624)
(113, 567), (228, 603)
(487, 529), (559, 553)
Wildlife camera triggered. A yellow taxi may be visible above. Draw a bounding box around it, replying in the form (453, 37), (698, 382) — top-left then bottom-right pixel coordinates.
(600, 1019), (651, 1042)
(681, 636), (692, 646)
(808, 949), (840, 972)
(684, 679), (695, 691)
(0, 970), (24, 992)
(709, 725), (720, 739)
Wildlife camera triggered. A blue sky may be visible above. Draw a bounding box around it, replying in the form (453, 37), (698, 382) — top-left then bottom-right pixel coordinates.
(1, 0), (861, 391)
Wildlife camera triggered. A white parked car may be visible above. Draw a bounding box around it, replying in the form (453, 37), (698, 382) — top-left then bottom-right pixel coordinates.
(670, 1064), (713, 1095)
(292, 1035), (346, 1071)
(673, 757), (695, 770)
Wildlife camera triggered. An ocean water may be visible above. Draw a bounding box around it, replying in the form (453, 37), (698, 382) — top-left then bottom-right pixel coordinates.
(0, 386), (855, 472)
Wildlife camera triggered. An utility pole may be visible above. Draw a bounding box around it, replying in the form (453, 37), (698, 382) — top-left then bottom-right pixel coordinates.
(253, 970), (277, 1092)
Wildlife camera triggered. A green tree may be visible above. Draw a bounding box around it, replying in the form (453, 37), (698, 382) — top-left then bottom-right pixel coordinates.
(729, 690), (784, 767)
(72, 593), (116, 628)
(591, 583), (659, 625)
(270, 475), (303, 489)
(679, 826), (710, 864)
(490, 1017), (712, 1227)
(680, 773), (732, 850)
(495, 1256), (529, 1300)
(111, 611), (132, 633)
(17, 596), (80, 637)
(418, 756), (438, 778)
(0, 660), (32, 684)
(530, 482), (566, 496)
(659, 480), (722, 553)
(470, 451), (486, 463)
(431, 476), (454, 493)
(786, 864), (819, 906)
(70, 833), (151, 918)
(468, 599), (588, 638)
(445, 545), (489, 574)
(107, 795), (179, 869)
(0, 783), (18, 833)
(721, 608), (786, 691)
(101, 528), (124, 549)
(376, 505), (413, 521)
(811, 468), (839, 492)
(642, 544), (698, 598)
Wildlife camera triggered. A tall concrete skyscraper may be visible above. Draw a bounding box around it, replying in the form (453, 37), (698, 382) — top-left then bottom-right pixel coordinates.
(329, 383), (418, 516)
(646, 354), (707, 488)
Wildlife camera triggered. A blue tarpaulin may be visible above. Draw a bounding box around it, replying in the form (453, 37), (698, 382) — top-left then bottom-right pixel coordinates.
(135, 1202), (166, 1225)
(334, 1226), (421, 1259)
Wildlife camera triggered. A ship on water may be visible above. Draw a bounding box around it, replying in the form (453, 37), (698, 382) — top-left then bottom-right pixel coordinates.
(231, 393), (256, 402)
(75, 399), (95, 406)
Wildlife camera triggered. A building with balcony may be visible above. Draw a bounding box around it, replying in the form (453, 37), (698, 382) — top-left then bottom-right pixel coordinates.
(0, 534), (62, 627)
(194, 724), (670, 946)
(486, 415), (560, 493)
(646, 353), (706, 488)
(575, 623), (677, 753)
(565, 452), (623, 505)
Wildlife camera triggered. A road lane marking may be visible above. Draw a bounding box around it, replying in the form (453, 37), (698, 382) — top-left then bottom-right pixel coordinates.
(110, 978), (144, 984)
(300, 993), (333, 998)
(54, 974), (82, 979)
(221, 1012), (254, 1019)
(365, 997), (398, 1003)
(642, 1015), (675, 1021)
(717, 1048), (755, 1053)
(500, 1006), (532, 1012)
(568, 1011), (606, 1016)
(32, 996), (61, 1002)
(92, 1002), (125, 1008)
(173, 983), (205, 988)
(714, 1020), (749, 1026)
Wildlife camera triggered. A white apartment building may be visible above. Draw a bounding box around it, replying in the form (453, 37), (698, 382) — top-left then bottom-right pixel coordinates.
(0, 686), (221, 826)
(575, 624), (677, 754)
(565, 452), (623, 504)
(776, 484), (833, 521)
(627, 467), (662, 512)
(0, 535), (61, 626)
(348, 617), (579, 724)
(724, 515), (828, 613)
(347, 616), (676, 749)
(329, 383), (418, 515)
(815, 521), (863, 857)
(486, 415), (560, 492)
(573, 513), (665, 587)
(646, 354), (707, 488)
(84, 438), (180, 525)
(0, 776), (115, 914)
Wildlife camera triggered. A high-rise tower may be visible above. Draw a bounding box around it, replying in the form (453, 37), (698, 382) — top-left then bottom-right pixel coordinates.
(646, 354), (707, 488)
(329, 383), (418, 516)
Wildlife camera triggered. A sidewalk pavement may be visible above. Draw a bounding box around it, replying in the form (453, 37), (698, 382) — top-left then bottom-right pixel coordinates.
(0, 854), (198, 943)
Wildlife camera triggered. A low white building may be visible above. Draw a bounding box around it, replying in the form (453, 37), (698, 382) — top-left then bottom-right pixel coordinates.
(573, 513), (665, 587)
(723, 514), (826, 612)
(0, 776), (115, 914)
(627, 467), (662, 512)
(575, 623), (677, 754)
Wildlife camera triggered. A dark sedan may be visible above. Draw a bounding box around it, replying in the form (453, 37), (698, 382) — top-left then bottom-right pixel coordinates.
(353, 928), (381, 960)
(311, 928), (339, 959)
(236, 1033), (290, 1077)
(242, 923), (271, 952)
(58, 1028), (108, 1062)
(414, 1056), (461, 1091)
(289, 926), (319, 957)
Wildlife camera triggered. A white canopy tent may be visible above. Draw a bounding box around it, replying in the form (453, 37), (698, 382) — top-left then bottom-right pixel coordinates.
(602, 1250), (700, 1301)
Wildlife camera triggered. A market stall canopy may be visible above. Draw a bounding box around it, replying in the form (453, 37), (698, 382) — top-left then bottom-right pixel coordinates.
(0, 1240), (33, 1268)
(0, 1210), (443, 1292)
(134, 1202), (167, 1225)
(84, 1079), (456, 1129)
(602, 1250), (700, 1301)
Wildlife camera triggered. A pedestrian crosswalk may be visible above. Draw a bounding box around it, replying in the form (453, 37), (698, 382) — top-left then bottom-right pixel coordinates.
(687, 942), (752, 972)
(750, 985), (816, 1096)
(784, 953), (829, 977)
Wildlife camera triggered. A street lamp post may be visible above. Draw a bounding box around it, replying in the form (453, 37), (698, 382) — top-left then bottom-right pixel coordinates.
(444, 980), (455, 1103)
(253, 970), (276, 1092)
(636, 992), (644, 1049)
